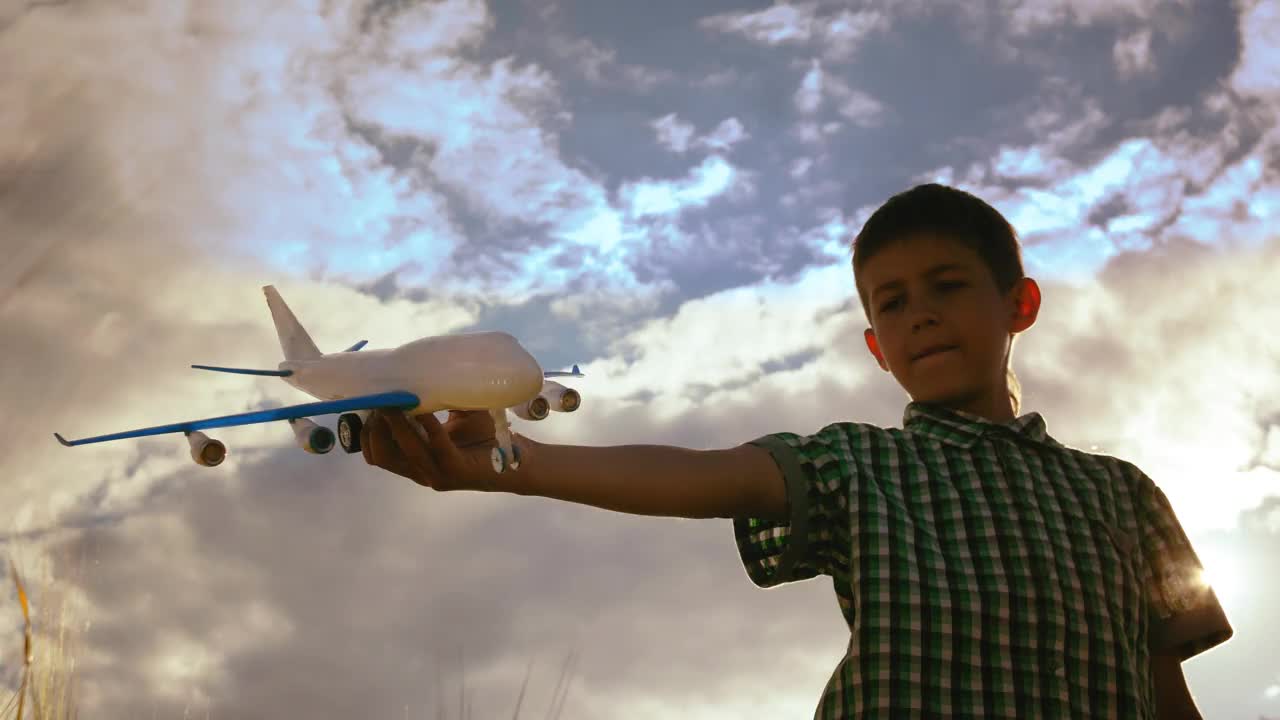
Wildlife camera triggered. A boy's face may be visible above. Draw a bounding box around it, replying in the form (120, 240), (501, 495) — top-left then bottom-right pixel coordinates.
(859, 232), (1039, 422)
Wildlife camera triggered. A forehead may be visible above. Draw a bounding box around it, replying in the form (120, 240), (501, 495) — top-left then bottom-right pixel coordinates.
(858, 232), (984, 290)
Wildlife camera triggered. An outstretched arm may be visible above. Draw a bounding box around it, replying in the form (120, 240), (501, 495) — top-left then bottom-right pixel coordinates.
(513, 440), (788, 520)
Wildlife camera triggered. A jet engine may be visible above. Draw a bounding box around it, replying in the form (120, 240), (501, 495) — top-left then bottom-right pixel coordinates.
(541, 380), (581, 412)
(187, 431), (227, 467)
(511, 395), (551, 422)
(290, 418), (336, 454)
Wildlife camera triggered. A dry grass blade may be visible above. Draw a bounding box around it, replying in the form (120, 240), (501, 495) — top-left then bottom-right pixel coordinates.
(509, 657), (535, 720)
(544, 646), (579, 720)
(7, 557), (32, 720)
(2, 547), (84, 720)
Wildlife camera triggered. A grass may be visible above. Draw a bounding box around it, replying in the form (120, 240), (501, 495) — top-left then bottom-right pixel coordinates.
(3, 553), (579, 720)
(440, 645), (580, 720)
(2, 554), (80, 720)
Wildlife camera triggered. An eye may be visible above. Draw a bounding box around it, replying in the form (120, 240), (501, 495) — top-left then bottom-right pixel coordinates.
(938, 280), (966, 291)
(878, 297), (903, 313)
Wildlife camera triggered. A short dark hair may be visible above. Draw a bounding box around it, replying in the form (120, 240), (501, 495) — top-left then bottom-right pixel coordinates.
(852, 183), (1025, 319)
(850, 183), (1028, 413)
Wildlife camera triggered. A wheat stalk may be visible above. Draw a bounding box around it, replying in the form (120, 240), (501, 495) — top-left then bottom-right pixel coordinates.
(3, 550), (82, 720)
(2, 557), (32, 720)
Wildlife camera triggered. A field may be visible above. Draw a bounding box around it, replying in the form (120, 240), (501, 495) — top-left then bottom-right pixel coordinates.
(2, 553), (577, 720)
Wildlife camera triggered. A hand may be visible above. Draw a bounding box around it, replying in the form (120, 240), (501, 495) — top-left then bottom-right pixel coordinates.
(361, 409), (503, 492)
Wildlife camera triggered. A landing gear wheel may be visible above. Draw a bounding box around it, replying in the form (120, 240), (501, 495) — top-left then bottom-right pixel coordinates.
(489, 445), (522, 473)
(491, 447), (508, 473)
(337, 413), (364, 454)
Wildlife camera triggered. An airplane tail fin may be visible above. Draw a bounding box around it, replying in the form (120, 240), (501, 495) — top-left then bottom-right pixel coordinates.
(263, 285), (322, 361)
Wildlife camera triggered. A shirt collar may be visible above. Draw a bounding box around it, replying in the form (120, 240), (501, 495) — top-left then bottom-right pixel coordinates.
(902, 401), (1059, 449)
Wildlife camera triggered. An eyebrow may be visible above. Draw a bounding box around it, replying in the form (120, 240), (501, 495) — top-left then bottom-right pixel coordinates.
(870, 263), (968, 301)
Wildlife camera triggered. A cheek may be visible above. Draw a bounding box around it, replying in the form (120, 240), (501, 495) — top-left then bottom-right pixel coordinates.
(876, 329), (911, 367)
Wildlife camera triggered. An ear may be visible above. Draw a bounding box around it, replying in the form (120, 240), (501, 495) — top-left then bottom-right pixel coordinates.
(864, 328), (889, 371)
(1010, 277), (1041, 333)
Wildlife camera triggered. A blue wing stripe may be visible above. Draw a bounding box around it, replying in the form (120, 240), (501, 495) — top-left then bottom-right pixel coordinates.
(192, 365), (294, 377)
(343, 340), (368, 352)
(53, 391), (420, 447)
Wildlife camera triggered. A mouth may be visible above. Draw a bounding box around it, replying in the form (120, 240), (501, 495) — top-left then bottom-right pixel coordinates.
(911, 345), (957, 362)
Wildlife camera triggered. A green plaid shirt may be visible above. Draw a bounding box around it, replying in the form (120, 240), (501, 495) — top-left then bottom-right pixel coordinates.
(735, 401), (1233, 719)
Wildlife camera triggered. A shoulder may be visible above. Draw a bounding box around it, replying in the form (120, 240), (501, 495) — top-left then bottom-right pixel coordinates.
(1043, 445), (1155, 508)
(1069, 451), (1155, 496)
(750, 421), (905, 458)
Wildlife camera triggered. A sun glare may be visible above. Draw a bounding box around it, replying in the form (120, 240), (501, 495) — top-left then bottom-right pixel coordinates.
(1195, 544), (1244, 613)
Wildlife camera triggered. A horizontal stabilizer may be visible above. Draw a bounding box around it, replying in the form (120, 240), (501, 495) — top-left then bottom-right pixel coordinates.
(343, 340), (368, 352)
(53, 391), (421, 448)
(192, 364), (293, 377)
(543, 364), (584, 378)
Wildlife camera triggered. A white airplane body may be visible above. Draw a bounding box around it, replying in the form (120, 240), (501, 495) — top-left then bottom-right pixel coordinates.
(281, 335), (543, 408)
(55, 285), (585, 474)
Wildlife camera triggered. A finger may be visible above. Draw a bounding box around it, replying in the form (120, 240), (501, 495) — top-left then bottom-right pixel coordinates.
(386, 412), (437, 469)
(414, 411), (466, 462)
(416, 410), (450, 444)
(361, 412), (382, 465)
(450, 410), (493, 436)
(367, 414), (397, 468)
(416, 412), (457, 444)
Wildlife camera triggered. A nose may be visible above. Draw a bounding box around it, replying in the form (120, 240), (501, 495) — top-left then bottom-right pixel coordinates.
(909, 307), (941, 333)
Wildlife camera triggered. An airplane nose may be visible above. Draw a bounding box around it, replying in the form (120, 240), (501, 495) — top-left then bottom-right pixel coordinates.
(522, 355), (543, 388)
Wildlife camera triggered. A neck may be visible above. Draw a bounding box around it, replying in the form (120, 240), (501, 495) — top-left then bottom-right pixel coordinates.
(923, 386), (1016, 425)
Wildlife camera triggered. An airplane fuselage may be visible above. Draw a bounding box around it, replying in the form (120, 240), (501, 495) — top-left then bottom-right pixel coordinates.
(279, 331), (545, 412)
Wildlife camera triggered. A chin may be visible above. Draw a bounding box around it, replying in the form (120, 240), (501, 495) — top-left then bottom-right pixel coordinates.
(908, 383), (978, 407)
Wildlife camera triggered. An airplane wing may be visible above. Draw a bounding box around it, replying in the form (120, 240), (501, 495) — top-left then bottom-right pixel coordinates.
(543, 364), (584, 378)
(54, 391), (420, 448)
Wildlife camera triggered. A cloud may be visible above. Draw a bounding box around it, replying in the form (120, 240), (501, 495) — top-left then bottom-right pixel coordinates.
(652, 115), (749, 154)
(1113, 28), (1154, 76)
(343, 8), (610, 254)
(699, 3), (889, 61)
(819, 8), (894, 60)
(791, 59), (885, 141)
(652, 113), (697, 153)
(999, 0), (1186, 35)
(794, 61), (824, 114)
(833, 87), (887, 127)
(0, 0), (694, 318)
(701, 3), (816, 45)
(565, 263), (869, 431)
(0, 0), (477, 297)
(1229, 0), (1280, 104)
(701, 117), (750, 152)
(619, 155), (750, 218)
(532, 6), (675, 91)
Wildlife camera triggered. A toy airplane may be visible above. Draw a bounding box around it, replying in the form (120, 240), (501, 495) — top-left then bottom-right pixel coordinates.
(54, 285), (585, 474)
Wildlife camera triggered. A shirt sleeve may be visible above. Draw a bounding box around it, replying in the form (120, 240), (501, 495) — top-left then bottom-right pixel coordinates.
(732, 425), (855, 589)
(1132, 467), (1234, 660)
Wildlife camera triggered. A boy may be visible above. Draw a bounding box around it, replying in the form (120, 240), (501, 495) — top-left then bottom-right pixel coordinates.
(361, 184), (1233, 719)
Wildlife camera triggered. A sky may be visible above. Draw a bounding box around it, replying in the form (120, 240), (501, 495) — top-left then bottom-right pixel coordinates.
(1, 0), (1278, 717)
